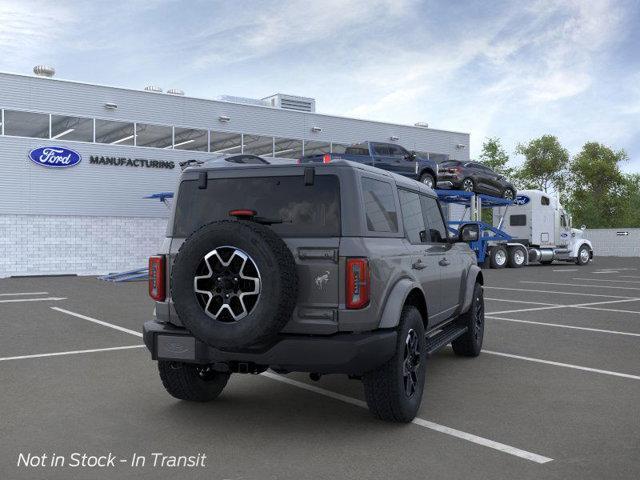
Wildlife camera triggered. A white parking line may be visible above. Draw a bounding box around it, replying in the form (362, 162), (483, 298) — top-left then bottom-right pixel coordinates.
(573, 278), (640, 284)
(618, 275), (640, 279)
(485, 298), (559, 307)
(487, 316), (640, 337)
(0, 292), (49, 296)
(0, 345), (145, 362)
(482, 350), (640, 381)
(486, 298), (640, 316)
(261, 372), (553, 464)
(553, 269), (578, 272)
(520, 281), (640, 291)
(574, 305), (640, 315)
(485, 286), (638, 299)
(0, 297), (66, 304)
(51, 307), (143, 337)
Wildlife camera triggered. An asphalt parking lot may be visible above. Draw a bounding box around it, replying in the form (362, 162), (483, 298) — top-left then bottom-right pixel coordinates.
(1, 257), (640, 480)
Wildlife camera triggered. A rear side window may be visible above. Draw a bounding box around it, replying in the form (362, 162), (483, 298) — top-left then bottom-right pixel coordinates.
(361, 178), (398, 233)
(173, 175), (340, 237)
(510, 214), (526, 226)
(345, 145), (370, 156)
(399, 190), (426, 244)
(420, 195), (448, 243)
(372, 144), (390, 156)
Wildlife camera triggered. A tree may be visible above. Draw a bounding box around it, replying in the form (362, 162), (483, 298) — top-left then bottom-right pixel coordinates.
(479, 137), (515, 178)
(566, 142), (628, 228)
(515, 135), (569, 193)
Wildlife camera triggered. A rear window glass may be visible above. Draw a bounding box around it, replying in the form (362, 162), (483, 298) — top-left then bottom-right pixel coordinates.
(440, 160), (461, 167)
(173, 175), (340, 237)
(361, 177), (398, 233)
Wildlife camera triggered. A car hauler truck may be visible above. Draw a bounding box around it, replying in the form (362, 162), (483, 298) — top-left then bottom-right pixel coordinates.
(437, 189), (593, 268)
(494, 189), (593, 266)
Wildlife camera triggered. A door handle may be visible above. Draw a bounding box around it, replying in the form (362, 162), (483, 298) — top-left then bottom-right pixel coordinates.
(412, 259), (426, 270)
(439, 258), (450, 267)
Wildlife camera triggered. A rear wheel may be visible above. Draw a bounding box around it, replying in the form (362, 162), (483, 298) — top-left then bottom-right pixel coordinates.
(502, 188), (515, 200)
(362, 305), (426, 423)
(452, 282), (484, 357)
(461, 178), (475, 192)
(490, 245), (507, 269)
(507, 246), (526, 268)
(419, 172), (435, 189)
(158, 361), (230, 402)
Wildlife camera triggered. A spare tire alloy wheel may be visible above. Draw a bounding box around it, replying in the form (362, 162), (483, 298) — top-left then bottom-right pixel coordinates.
(194, 247), (261, 322)
(171, 220), (298, 349)
(576, 245), (590, 265)
(508, 247), (526, 268)
(462, 178), (474, 192)
(490, 246), (507, 269)
(403, 329), (421, 398)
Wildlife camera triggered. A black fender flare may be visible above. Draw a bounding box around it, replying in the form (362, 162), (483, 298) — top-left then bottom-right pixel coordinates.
(461, 265), (483, 313)
(378, 278), (426, 329)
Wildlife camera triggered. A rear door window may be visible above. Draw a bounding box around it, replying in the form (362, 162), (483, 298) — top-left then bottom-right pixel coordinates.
(399, 190), (426, 244)
(361, 177), (398, 233)
(173, 175), (340, 237)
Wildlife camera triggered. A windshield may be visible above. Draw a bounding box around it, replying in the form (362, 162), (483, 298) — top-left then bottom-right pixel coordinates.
(173, 174), (341, 237)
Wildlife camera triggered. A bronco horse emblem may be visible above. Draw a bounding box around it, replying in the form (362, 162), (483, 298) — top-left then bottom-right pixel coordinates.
(315, 271), (330, 290)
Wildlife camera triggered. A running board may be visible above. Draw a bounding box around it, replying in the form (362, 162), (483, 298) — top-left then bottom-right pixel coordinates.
(425, 324), (468, 356)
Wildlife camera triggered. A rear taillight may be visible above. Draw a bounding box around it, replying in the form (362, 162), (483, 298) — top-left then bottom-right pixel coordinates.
(149, 255), (166, 301)
(346, 258), (369, 309)
(322, 153), (331, 164)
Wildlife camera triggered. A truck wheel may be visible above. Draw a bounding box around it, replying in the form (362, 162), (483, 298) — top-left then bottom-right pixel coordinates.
(158, 361), (230, 402)
(507, 246), (526, 268)
(502, 188), (516, 200)
(419, 172), (435, 189)
(462, 178), (475, 192)
(576, 245), (591, 265)
(362, 305), (426, 423)
(171, 220), (298, 349)
(452, 282), (484, 357)
(490, 245), (507, 269)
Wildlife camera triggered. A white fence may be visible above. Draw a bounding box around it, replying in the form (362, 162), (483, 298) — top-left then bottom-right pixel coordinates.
(583, 228), (640, 257)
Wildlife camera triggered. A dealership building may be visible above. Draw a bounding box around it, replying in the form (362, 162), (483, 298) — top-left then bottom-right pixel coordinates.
(0, 68), (470, 277)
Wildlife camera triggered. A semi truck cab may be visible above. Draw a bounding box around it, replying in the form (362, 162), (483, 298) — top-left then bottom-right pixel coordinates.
(495, 189), (593, 265)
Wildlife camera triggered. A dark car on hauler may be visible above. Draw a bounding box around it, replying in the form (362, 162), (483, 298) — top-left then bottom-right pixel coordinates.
(436, 160), (516, 199)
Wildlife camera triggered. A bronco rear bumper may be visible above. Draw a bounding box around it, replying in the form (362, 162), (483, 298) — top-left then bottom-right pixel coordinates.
(143, 320), (397, 375)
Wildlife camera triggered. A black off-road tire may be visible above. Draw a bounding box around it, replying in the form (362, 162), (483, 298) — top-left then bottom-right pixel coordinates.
(362, 305), (426, 423)
(158, 361), (230, 402)
(452, 282), (484, 357)
(489, 245), (507, 269)
(419, 172), (435, 189)
(171, 220), (298, 349)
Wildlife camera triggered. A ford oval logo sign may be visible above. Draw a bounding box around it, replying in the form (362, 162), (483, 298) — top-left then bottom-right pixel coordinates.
(514, 195), (530, 206)
(28, 146), (82, 168)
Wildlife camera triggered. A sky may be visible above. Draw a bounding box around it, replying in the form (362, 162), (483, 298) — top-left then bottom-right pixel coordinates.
(1, 0), (639, 171)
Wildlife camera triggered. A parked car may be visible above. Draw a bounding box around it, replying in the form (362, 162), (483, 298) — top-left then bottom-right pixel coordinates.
(144, 159), (484, 423)
(299, 141), (439, 188)
(437, 160), (516, 199)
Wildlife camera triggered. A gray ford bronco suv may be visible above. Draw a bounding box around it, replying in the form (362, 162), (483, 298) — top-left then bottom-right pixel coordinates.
(144, 159), (484, 422)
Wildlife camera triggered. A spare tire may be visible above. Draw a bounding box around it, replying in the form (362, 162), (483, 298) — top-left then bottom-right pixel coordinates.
(171, 220), (298, 349)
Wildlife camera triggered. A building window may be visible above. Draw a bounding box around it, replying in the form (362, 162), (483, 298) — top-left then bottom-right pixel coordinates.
(361, 177), (398, 233)
(95, 119), (135, 145)
(50, 114), (94, 142)
(172, 127), (208, 151)
(331, 143), (350, 154)
(273, 137), (303, 159)
(135, 123), (173, 148)
(3, 110), (50, 139)
(210, 131), (242, 154)
(303, 140), (331, 156)
(243, 135), (274, 156)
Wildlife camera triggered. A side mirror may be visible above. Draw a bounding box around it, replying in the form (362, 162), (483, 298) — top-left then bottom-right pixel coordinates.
(459, 223), (479, 242)
(581, 224), (586, 230)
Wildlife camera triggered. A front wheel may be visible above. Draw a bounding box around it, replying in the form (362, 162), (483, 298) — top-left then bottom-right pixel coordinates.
(419, 172), (435, 189)
(158, 361), (230, 402)
(452, 282), (484, 357)
(489, 245), (507, 269)
(461, 178), (475, 192)
(576, 245), (591, 265)
(362, 305), (426, 423)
